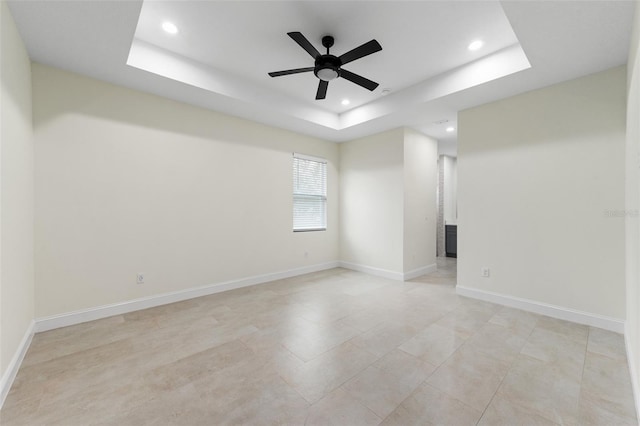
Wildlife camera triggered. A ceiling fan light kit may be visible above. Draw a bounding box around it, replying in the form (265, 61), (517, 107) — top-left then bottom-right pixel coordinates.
(315, 36), (339, 82)
(269, 32), (382, 100)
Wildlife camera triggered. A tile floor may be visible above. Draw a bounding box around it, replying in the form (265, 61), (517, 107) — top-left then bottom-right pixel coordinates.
(1, 258), (637, 425)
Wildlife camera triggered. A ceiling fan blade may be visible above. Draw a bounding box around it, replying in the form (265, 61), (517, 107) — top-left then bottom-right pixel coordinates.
(316, 80), (328, 100)
(339, 40), (382, 65)
(340, 69), (379, 91)
(268, 67), (314, 77)
(288, 32), (321, 59)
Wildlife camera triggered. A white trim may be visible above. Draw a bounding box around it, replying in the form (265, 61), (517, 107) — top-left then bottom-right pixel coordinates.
(339, 261), (438, 282)
(403, 263), (438, 281)
(35, 262), (339, 333)
(339, 261), (404, 281)
(456, 285), (625, 333)
(625, 323), (640, 423)
(292, 152), (327, 164)
(0, 320), (35, 409)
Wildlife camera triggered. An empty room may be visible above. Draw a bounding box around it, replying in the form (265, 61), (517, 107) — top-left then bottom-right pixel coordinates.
(1, 0), (640, 424)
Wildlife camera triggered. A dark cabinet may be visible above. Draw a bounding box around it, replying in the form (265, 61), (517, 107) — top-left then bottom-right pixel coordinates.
(446, 225), (457, 258)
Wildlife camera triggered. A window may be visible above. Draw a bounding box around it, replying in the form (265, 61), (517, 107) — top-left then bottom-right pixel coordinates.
(293, 153), (327, 231)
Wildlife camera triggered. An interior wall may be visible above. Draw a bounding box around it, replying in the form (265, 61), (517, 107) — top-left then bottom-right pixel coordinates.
(32, 64), (339, 318)
(442, 156), (457, 225)
(458, 66), (626, 320)
(437, 155), (457, 258)
(0, 1), (34, 380)
(339, 128), (405, 274)
(403, 128), (437, 272)
(436, 157), (445, 257)
(625, 2), (640, 416)
(339, 127), (437, 277)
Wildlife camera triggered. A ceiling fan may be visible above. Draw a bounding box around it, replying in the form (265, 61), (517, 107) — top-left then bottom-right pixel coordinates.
(268, 32), (382, 100)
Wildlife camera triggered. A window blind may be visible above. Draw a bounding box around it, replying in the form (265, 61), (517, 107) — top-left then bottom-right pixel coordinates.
(293, 153), (327, 231)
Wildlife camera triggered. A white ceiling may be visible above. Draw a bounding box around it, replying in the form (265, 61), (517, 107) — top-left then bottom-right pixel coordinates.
(133, 1), (519, 113)
(7, 0), (636, 155)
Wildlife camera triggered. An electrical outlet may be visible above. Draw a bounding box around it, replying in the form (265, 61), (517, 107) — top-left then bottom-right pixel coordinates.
(137, 273), (145, 284)
(481, 267), (490, 278)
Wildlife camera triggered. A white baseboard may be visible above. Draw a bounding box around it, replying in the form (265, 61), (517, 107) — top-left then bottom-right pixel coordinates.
(404, 263), (437, 281)
(624, 323), (640, 423)
(456, 285), (625, 333)
(0, 320), (35, 409)
(338, 261), (438, 282)
(35, 261), (340, 333)
(338, 261), (404, 281)
(339, 262), (438, 281)
(34, 260), (440, 332)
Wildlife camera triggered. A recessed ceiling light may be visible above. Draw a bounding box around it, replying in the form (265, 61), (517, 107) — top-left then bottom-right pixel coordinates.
(468, 40), (483, 51)
(381, 88), (392, 96)
(446, 126), (455, 132)
(162, 22), (178, 34)
(341, 99), (350, 106)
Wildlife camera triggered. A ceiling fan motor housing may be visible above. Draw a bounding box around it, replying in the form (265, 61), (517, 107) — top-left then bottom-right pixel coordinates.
(314, 55), (341, 81)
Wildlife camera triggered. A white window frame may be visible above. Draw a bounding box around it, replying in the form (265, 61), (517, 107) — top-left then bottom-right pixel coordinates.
(292, 153), (327, 232)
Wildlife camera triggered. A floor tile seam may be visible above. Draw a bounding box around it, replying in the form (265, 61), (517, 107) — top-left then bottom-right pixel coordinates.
(395, 346), (427, 365)
(522, 325), (589, 361)
(578, 336), (638, 421)
(376, 398), (407, 425)
(370, 370), (430, 426)
(474, 322), (537, 425)
(310, 346), (385, 406)
(278, 377), (314, 421)
(584, 346), (629, 363)
(271, 340), (308, 367)
(268, 342), (329, 406)
(148, 338), (254, 380)
(30, 329), (119, 349)
(575, 326), (591, 423)
(287, 330), (364, 363)
(401, 379), (484, 424)
(464, 340), (527, 364)
(515, 331), (585, 425)
(26, 394), (46, 419)
(482, 394), (564, 426)
(0, 389), (38, 413)
(31, 366), (149, 412)
(313, 315), (366, 334)
(370, 350), (442, 424)
(328, 386), (385, 425)
(534, 321), (590, 342)
(21, 335), (134, 368)
(578, 387), (639, 423)
(419, 311), (452, 331)
(423, 356), (496, 414)
(430, 318), (475, 342)
(16, 343), (138, 381)
(422, 321), (472, 380)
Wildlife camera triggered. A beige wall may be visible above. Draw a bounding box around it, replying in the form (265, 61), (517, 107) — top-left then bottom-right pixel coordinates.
(442, 155), (457, 225)
(403, 128), (437, 273)
(339, 128), (405, 274)
(33, 64), (339, 318)
(458, 66), (626, 319)
(339, 128), (437, 277)
(0, 1), (35, 379)
(625, 2), (640, 416)
(34, 69), (439, 318)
